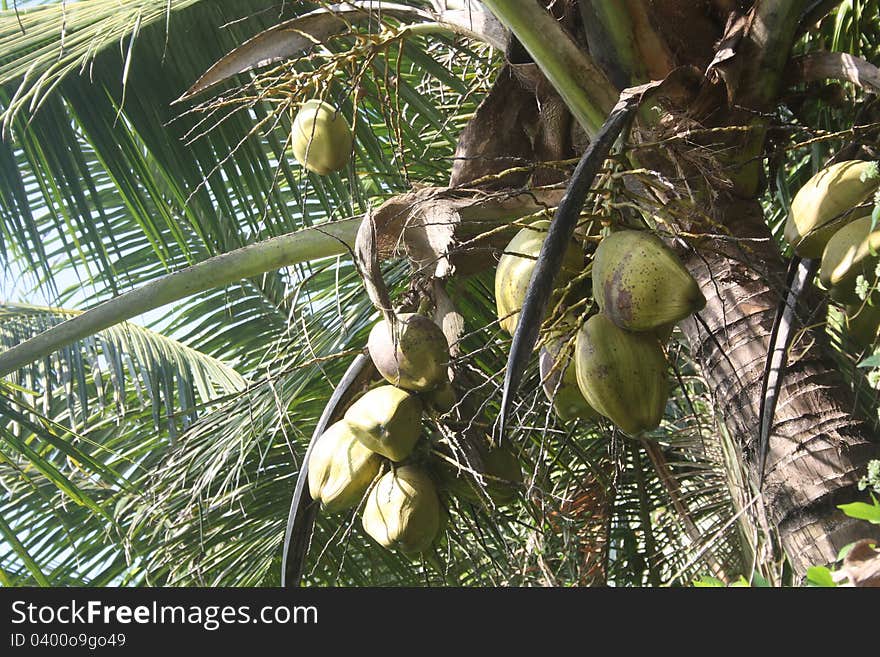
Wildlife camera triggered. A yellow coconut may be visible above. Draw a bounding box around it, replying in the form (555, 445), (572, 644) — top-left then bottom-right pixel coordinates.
(494, 221), (583, 335)
(307, 420), (382, 513)
(784, 160), (880, 257)
(344, 385), (422, 462)
(575, 313), (669, 435)
(368, 313), (449, 391)
(819, 214), (880, 303)
(592, 230), (705, 332)
(361, 465), (441, 553)
(539, 340), (599, 422)
(291, 99), (353, 175)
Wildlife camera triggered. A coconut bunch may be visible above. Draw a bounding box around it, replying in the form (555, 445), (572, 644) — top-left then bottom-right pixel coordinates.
(496, 224), (706, 436)
(309, 311), (523, 556)
(782, 160), (880, 347)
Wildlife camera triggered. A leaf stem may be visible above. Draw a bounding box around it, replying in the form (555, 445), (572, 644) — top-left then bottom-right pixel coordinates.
(480, 0), (617, 137)
(0, 218), (361, 377)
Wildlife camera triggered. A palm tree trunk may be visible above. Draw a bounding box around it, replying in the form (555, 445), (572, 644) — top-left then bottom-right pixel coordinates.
(462, 0), (880, 577)
(679, 198), (880, 575)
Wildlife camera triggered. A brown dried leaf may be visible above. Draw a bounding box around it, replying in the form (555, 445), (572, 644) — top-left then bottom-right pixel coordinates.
(354, 207), (394, 322)
(841, 539), (880, 587)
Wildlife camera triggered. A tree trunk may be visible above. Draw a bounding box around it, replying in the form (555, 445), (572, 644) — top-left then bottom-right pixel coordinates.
(465, 0), (880, 578)
(679, 199), (880, 574)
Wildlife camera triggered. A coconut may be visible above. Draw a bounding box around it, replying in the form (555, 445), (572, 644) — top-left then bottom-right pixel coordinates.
(434, 446), (522, 504)
(424, 380), (457, 414)
(654, 322), (676, 344)
(575, 313), (669, 435)
(592, 230), (705, 332)
(344, 385), (423, 461)
(494, 221), (583, 335)
(539, 341), (599, 422)
(819, 214), (880, 303)
(480, 448), (523, 503)
(368, 313), (449, 391)
(784, 160), (880, 257)
(307, 420), (382, 513)
(845, 303), (880, 348)
(291, 99), (353, 175)
(361, 465), (441, 553)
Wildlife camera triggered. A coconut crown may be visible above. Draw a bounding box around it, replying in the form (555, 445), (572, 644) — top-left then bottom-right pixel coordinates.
(291, 99), (353, 175)
(575, 313), (669, 435)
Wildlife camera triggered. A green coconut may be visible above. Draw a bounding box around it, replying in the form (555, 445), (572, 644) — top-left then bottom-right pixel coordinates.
(654, 322), (676, 344)
(291, 99), (353, 175)
(361, 465), (441, 553)
(434, 446), (523, 504)
(539, 340), (599, 422)
(368, 313), (449, 391)
(480, 448), (524, 503)
(307, 420), (382, 513)
(424, 380), (457, 414)
(592, 230), (705, 332)
(784, 160), (880, 257)
(845, 303), (880, 348)
(575, 313), (669, 435)
(819, 214), (880, 303)
(494, 221), (583, 335)
(344, 385), (423, 462)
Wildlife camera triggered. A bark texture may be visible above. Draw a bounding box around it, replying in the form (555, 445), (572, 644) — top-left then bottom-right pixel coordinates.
(679, 200), (880, 573)
(462, 0), (880, 578)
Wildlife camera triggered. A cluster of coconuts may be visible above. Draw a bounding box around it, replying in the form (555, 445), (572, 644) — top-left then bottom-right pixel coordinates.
(496, 223), (706, 436)
(290, 99), (353, 175)
(309, 312), (523, 555)
(783, 159), (880, 347)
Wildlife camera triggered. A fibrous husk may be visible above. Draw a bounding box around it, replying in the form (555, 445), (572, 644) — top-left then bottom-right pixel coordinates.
(819, 214), (880, 303)
(361, 465), (441, 554)
(784, 160), (880, 258)
(592, 230), (704, 331)
(307, 420), (382, 513)
(367, 313), (449, 392)
(291, 99), (352, 175)
(494, 220), (583, 335)
(575, 313), (669, 435)
(344, 385), (422, 462)
(539, 340), (599, 422)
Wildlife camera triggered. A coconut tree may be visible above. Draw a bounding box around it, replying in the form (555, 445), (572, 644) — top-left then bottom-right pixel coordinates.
(0, 0), (878, 587)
